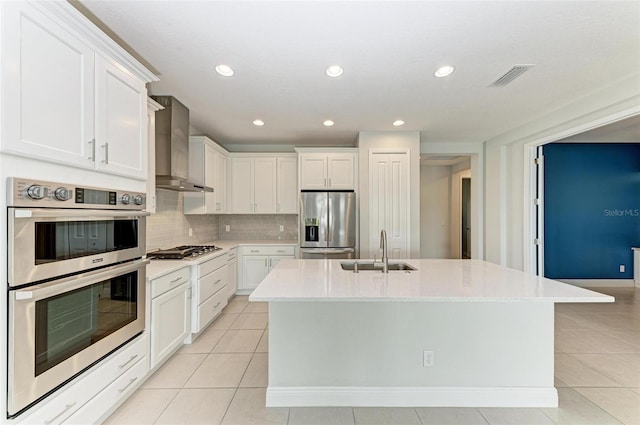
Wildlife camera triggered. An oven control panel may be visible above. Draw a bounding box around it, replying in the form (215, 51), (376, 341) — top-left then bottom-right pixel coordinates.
(7, 177), (146, 210)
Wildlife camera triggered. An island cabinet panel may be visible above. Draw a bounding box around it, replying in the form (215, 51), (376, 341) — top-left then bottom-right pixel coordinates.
(266, 301), (557, 407)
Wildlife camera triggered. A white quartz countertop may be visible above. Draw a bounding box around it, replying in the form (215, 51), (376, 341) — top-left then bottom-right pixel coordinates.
(249, 259), (615, 303)
(146, 240), (298, 280)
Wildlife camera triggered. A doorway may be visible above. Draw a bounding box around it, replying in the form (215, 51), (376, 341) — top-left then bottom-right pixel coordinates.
(462, 177), (471, 259)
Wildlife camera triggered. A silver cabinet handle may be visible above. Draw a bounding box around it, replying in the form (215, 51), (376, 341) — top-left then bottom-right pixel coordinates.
(101, 143), (109, 164)
(118, 377), (138, 394)
(118, 354), (139, 369)
(250, 249), (259, 253)
(324, 178), (327, 187)
(88, 138), (95, 161)
(264, 258), (268, 267)
(329, 177), (332, 187)
(215, 279), (221, 285)
(214, 302), (222, 308)
(44, 402), (77, 424)
(170, 277), (183, 284)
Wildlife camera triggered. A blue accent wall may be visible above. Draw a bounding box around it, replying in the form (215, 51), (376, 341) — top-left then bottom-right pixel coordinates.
(544, 143), (640, 279)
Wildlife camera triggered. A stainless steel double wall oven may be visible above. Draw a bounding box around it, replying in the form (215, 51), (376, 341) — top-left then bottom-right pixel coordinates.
(6, 177), (149, 417)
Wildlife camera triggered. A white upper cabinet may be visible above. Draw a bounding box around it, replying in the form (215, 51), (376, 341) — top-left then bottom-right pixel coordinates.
(184, 136), (228, 215)
(297, 149), (357, 190)
(276, 156), (298, 213)
(0, 1), (156, 180)
(230, 155), (277, 214)
(95, 56), (148, 179)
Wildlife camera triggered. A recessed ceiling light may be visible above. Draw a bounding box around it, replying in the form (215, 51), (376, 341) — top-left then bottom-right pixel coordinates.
(393, 120), (405, 126)
(253, 119), (264, 126)
(434, 65), (455, 78)
(326, 65), (343, 78)
(215, 64), (234, 77)
(323, 120), (335, 127)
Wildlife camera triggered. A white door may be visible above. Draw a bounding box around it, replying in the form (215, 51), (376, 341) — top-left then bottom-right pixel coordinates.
(2, 2), (95, 168)
(231, 157), (254, 213)
(241, 256), (269, 290)
(95, 55), (147, 179)
(277, 157), (298, 213)
(327, 154), (355, 189)
(369, 152), (410, 259)
(253, 157), (277, 213)
(299, 155), (328, 189)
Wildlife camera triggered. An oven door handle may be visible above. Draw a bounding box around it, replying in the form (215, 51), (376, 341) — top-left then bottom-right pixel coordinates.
(11, 259), (150, 302)
(12, 209), (150, 220)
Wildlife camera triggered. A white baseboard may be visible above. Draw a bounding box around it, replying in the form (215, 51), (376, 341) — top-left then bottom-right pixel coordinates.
(266, 386), (558, 408)
(557, 279), (634, 288)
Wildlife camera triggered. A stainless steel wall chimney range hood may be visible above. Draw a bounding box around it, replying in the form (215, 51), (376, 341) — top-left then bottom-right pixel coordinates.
(152, 96), (213, 192)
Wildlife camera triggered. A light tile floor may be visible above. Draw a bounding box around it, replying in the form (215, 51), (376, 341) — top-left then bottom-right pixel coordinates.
(105, 287), (640, 425)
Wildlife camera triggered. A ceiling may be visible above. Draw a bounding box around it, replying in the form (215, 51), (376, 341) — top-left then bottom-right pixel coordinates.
(76, 1), (640, 150)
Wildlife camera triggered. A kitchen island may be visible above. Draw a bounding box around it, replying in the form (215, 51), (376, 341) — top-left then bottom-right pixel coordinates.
(249, 259), (613, 408)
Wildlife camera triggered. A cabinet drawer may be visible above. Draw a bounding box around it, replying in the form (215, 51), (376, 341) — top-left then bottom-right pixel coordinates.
(227, 248), (238, 261)
(198, 264), (228, 304)
(16, 335), (148, 425)
(198, 253), (227, 278)
(151, 267), (190, 298)
(196, 286), (228, 332)
(63, 356), (147, 425)
(243, 245), (295, 256)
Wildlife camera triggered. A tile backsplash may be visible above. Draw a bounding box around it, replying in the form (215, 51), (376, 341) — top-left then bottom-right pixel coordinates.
(146, 190), (219, 251)
(146, 190), (299, 250)
(218, 214), (298, 241)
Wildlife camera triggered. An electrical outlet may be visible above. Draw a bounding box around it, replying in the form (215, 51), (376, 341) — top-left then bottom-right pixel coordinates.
(188, 228), (193, 237)
(423, 350), (434, 367)
(620, 264), (625, 273)
(225, 225), (230, 232)
(279, 225), (284, 232)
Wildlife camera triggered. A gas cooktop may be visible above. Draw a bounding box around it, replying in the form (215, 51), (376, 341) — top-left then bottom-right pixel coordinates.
(147, 245), (222, 260)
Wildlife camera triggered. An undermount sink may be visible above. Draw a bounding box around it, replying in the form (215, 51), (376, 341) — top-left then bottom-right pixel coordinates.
(340, 261), (417, 272)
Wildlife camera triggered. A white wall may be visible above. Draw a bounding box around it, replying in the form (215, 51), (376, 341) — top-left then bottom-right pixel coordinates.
(358, 131), (421, 258)
(420, 165), (451, 258)
(484, 74), (640, 271)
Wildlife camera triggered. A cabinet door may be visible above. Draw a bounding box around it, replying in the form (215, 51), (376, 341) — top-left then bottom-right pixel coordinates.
(299, 154), (328, 189)
(231, 157), (254, 213)
(241, 256), (269, 290)
(277, 157), (298, 213)
(327, 154), (355, 189)
(151, 283), (190, 368)
(254, 157), (277, 213)
(215, 151), (227, 213)
(203, 143), (217, 212)
(95, 55), (148, 179)
(1, 2), (95, 168)
(268, 255), (294, 273)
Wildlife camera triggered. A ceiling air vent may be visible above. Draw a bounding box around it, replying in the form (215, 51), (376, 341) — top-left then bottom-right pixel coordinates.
(489, 64), (535, 87)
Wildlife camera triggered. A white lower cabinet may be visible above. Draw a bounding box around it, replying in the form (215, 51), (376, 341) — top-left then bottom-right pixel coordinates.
(150, 267), (191, 369)
(14, 335), (148, 425)
(191, 254), (228, 335)
(227, 248), (238, 299)
(238, 245), (295, 293)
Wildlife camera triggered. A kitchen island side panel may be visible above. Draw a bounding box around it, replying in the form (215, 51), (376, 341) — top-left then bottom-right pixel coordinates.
(267, 301), (555, 406)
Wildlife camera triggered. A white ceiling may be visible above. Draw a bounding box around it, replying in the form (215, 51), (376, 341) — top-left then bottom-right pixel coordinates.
(77, 1), (640, 150)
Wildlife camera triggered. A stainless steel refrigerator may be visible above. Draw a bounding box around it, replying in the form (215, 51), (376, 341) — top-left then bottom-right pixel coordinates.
(299, 191), (357, 259)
